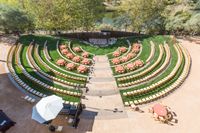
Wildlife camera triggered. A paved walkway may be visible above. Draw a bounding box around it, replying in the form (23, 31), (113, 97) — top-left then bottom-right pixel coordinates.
(82, 56), (127, 120)
(86, 56), (118, 96)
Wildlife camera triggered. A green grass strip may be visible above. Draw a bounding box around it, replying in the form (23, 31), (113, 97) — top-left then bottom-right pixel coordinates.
(12, 45), (80, 102)
(20, 45), (81, 93)
(32, 45), (86, 85)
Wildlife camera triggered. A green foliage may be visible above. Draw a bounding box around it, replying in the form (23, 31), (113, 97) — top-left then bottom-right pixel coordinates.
(113, 13), (132, 31)
(165, 11), (192, 31)
(0, 0), (199, 34)
(98, 23), (115, 31)
(118, 0), (167, 33)
(23, 0), (105, 31)
(0, 4), (34, 33)
(68, 0), (105, 31)
(185, 12), (200, 34)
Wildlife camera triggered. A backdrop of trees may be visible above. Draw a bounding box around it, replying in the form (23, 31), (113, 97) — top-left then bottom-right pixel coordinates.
(0, 0), (199, 35)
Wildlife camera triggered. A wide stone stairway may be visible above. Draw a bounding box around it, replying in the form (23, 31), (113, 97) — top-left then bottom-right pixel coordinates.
(86, 56), (118, 96)
(81, 56), (127, 120)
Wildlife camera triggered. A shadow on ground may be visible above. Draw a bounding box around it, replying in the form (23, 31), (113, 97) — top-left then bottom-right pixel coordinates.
(0, 71), (96, 133)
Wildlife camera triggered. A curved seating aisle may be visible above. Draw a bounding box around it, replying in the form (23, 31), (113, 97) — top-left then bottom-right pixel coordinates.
(79, 46), (95, 56)
(118, 44), (171, 87)
(43, 40), (52, 60)
(24, 45), (81, 96)
(8, 43), (82, 105)
(146, 41), (155, 63)
(117, 44), (164, 82)
(7, 45), (47, 98)
(106, 40), (130, 59)
(35, 44), (86, 83)
(108, 40), (131, 61)
(27, 44), (84, 88)
(123, 44), (181, 96)
(17, 44), (82, 98)
(68, 41), (93, 60)
(114, 41), (155, 78)
(123, 43), (191, 106)
(41, 43), (88, 78)
(56, 41), (92, 67)
(110, 42), (142, 68)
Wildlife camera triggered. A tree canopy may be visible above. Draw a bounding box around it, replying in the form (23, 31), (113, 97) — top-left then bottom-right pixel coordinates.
(0, 0), (199, 35)
(0, 3), (34, 33)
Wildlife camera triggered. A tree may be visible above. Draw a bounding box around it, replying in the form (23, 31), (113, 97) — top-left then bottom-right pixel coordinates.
(185, 12), (200, 35)
(68, 0), (105, 31)
(113, 13), (132, 31)
(0, 4), (34, 33)
(163, 0), (200, 35)
(118, 0), (166, 33)
(21, 0), (105, 32)
(165, 10), (192, 34)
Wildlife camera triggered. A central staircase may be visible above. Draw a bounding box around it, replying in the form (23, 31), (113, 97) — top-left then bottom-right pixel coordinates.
(81, 56), (127, 120)
(86, 56), (118, 96)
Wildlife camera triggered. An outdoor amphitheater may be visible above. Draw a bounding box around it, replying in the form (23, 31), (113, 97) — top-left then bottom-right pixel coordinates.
(1, 0), (200, 133)
(1, 33), (200, 133)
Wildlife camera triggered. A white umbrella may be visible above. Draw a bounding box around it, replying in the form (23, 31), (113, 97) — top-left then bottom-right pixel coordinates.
(32, 106), (46, 123)
(32, 95), (64, 123)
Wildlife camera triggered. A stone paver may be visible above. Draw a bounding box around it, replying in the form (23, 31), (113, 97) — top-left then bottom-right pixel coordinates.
(86, 55), (118, 96)
(83, 55), (126, 119)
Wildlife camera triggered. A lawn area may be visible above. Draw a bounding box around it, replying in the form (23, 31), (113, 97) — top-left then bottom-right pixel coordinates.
(71, 38), (128, 55)
(11, 44), (80, 103)
(120, 37), (182, 102)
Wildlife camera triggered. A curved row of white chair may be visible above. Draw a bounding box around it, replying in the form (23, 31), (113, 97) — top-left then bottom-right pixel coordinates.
(114, 41), (154, 78)
(124, 43), (191, 106)
(7, 45), (47, 98)
(117, 45), (164, 81)
(123, 44), (182, 96)
(56, 41), (91, 67)
(108, 40), (132, 61)
(68, 41), (93, 60)
(79, 46), (95, 56)
(7, 44), (80, 106)
(27, 44), (85, 88)
(123, 43), (182, 96)
(43, 40), (52, 60)
(119, 43), (171, 88)
(110, 43), (142, 68)
(35, 44), (86, 82)
(146, 41), (155, 63)
(106, 39), (129, 57)
(15, 44), (82, 97)
(42, 43), (88, 78)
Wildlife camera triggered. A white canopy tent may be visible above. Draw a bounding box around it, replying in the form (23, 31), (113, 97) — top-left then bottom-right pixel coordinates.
(32, 95), (64, 123)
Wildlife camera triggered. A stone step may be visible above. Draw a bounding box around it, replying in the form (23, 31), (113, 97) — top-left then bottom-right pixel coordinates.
(81, 94), (127, 119)
(86, 81), (118, 96)
(93, 68), (111, 71)
(87, 81), (116, 86)
(91, 72), (113, 78)
(80, 108), (127, 120)
(89, 77), (115, 82)
(93, 67), (112, 70)
(85, 88), (119, 96)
